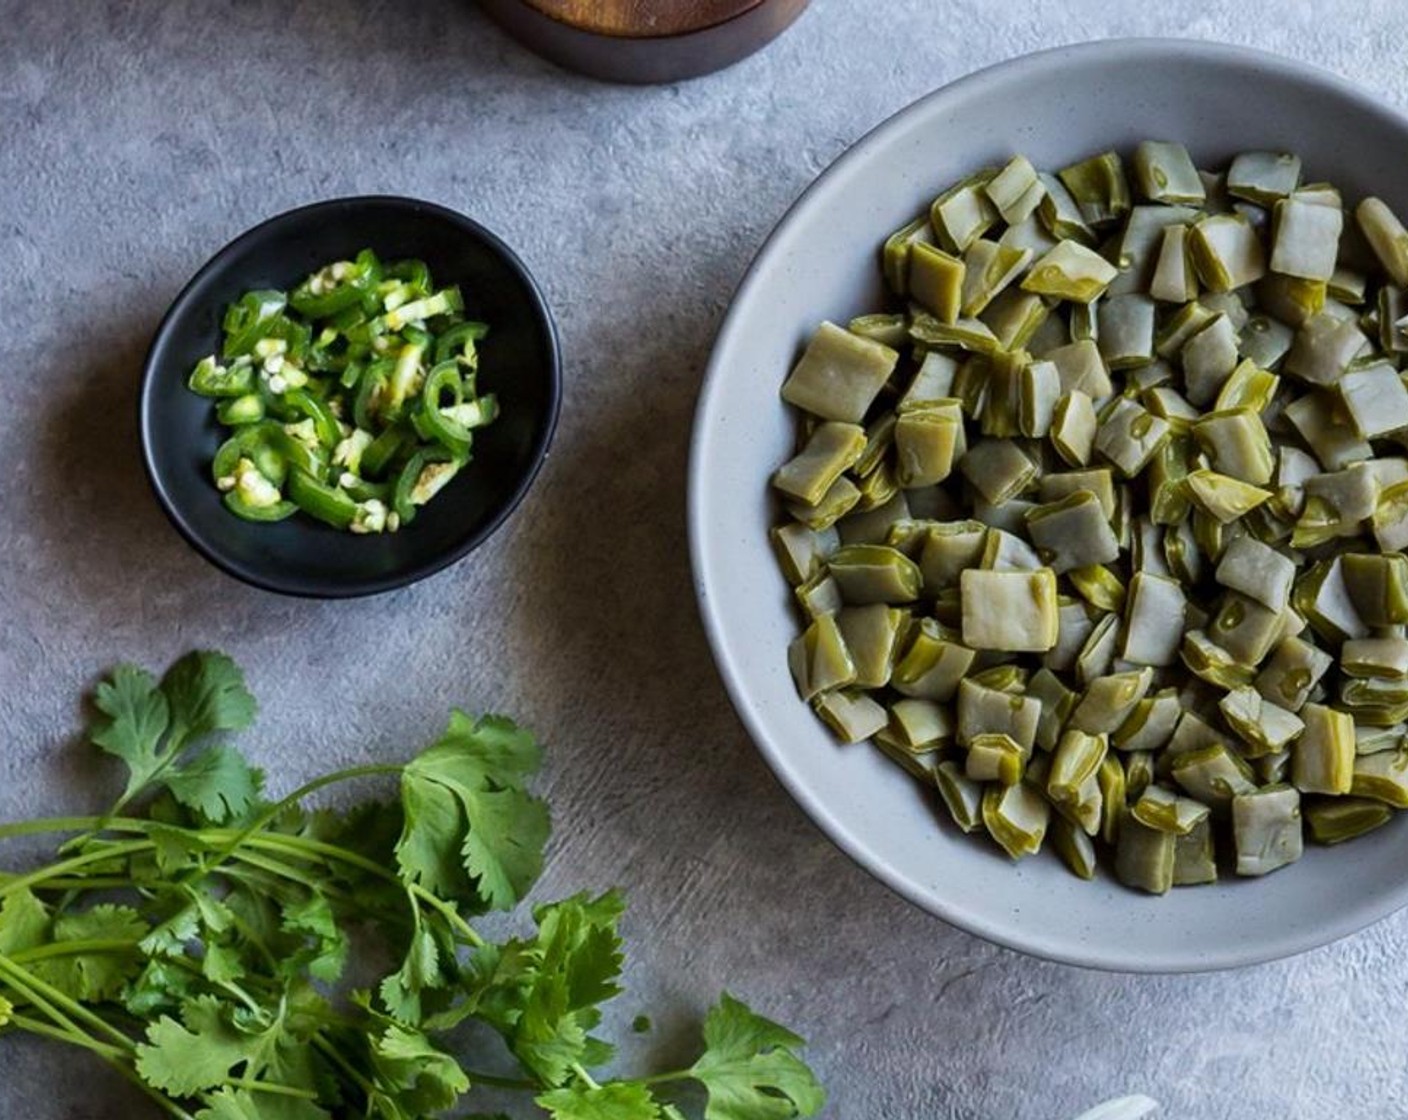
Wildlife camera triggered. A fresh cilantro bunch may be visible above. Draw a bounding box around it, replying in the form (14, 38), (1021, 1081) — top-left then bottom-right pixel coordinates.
(0, 652), (825, 1120)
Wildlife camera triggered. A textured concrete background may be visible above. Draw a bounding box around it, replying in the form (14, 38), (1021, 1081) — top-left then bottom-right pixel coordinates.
(3, 2), (1408, 1117)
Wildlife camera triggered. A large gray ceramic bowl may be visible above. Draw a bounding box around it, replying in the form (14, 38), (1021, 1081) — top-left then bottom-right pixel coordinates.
(689, 39), (1408, 971)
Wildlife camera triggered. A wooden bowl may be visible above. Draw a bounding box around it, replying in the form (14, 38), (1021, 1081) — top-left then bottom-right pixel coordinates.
(479, 0), (810, 84)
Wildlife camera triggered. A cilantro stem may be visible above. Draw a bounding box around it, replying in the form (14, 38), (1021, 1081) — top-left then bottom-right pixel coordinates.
(224, 1077), (321, 1099)
(409, 883), (486, 947)
(464, 1071), (541, 1091)
(571, 1062), (602, 1091)
(178, 763), (405, 889)
(8, 1013), (128, 1060)
(638, 1069), (693, 1085)
(8, 939), (139, 965)
(0, 840), (152, 901)
(0, 954), (135, 1051)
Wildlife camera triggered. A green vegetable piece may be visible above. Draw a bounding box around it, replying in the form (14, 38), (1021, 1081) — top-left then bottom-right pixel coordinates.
(917, 520), (986, 590)
(958, 239), (1031, 318)
(1239, 314), (1296, 370)
(1215, 536), (1295, 612)
(931, 171), (1000, 254)
(1214, 358), (1280, 414)
(1338, 360), (1408, 439)
(1342, 553), (1408, 627)
(956, 678), (1040, 751)
(894, 401), (963, 487)
(965, 732), (1027, 785)
(1025, 492), (1119, 574)
(771, 521), (839, 585)
(935, 761), (985, 832)
(1190, 214), (1267, 292)
(1112, 688), (1181, 753)
(1120, 572), (1187, 667)
(1173, 817), (1219, 886)
(1171, 744), (1257, 806)
(1094, 397), (1169, 477)
(781, 321), (898, 423)
(981, 782), (1051, 860)
(1284, 311), (1371, 386)
(836, 604), (906, 688)
(1021, 240), (1118, 302)
(1051, 391), (1098, 467)
(1232, 785), (1304, 876)
(1356, 197), (1408, 287)
(1295, 557), (1371, 646)
(1047, 339), (1112, 399)
(787, 614), (856, 701)
(1115, 816), (1175, 894)
(1181, 629), (1255, 690)
(813, 689), (889, 744)
(1048, 729), (1109, 807)
(1305, 797), (1393, 845)
(1133, 141), (1205, 205)
(899, 352), (960, 412)
(1130, 785), (1209, 836)
(1149, 224), (1198, 303)
(1096, 294), (1156, 369)
(771, 421), (867, 505)
(981, 288), (1051, 351)
(960, 568), (1059, 652)
(1184, 469), (1271, 523)
(888, 698), (954, 749)
(1292, 702), (1355, 794)
(1051, 815), (1098, 879)
(1180, 313), (1239, 406)
(1270, 195), (1343, 282)
(827, 544), (922, 605)
(1209, 591), (1284, 665)
(1351, 749), (1408, 806)
(188, 354), (255, 399)
(795, 571), (843, 619)
(1373, 480), (1408, 551)
(785, 475), (862, 530)
(1070, 669), (1153, 736)
(1039, 468), (1116, 519)
(1227, 151), (1301, 205)
(1057, 151), (1132, 227)
(986, 155), (1047, 224)
(1219, 685), (1306, 757)
(1283, 391), (1372, 472)
(1091, 755), (1125, 846)
(892, 619), (976, 702)
(883, 214), (934, 294)
(1017, 358), (1062, 439)
(847, 312), (910, 348)
(958, 438), (1036, 504)
(909, 242), (967, 322)
(1036, 171), (1095, 243)
(1192, 408), (1274, 486)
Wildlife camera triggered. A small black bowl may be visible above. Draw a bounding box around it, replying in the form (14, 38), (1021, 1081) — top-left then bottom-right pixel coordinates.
(140, 197), (561, 598)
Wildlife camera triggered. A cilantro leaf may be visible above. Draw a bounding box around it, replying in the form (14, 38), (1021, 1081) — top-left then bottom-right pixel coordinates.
(0, 888), (50, 954)
(378, 924), (446, 1025)
(473, 891), (625, 1086)
(29, 904), (147, 1002)
(536, 1081), (661, 1120)
(687, 994), (825, 1120)
(396, 713), (549, 912)
(136, 995), (256, 1095)
(161, 651), (258, 746)
(194, 1088), (331, 1120)
(165, 745), (265, 824)
(368, 1023), (470, 1114)
(90, 664), (172, 802)
(90, 653), (257, 812)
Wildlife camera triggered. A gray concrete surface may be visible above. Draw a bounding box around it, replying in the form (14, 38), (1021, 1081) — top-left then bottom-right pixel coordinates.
(3, 2), (1408, 1117)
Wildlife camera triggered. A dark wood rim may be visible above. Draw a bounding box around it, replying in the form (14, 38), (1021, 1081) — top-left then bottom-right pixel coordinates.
(478, 0), (810, 84)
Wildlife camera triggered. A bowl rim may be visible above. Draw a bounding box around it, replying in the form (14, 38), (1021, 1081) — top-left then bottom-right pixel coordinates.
(688, 38), (1408, 972)
(139, 194), (562, 599)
